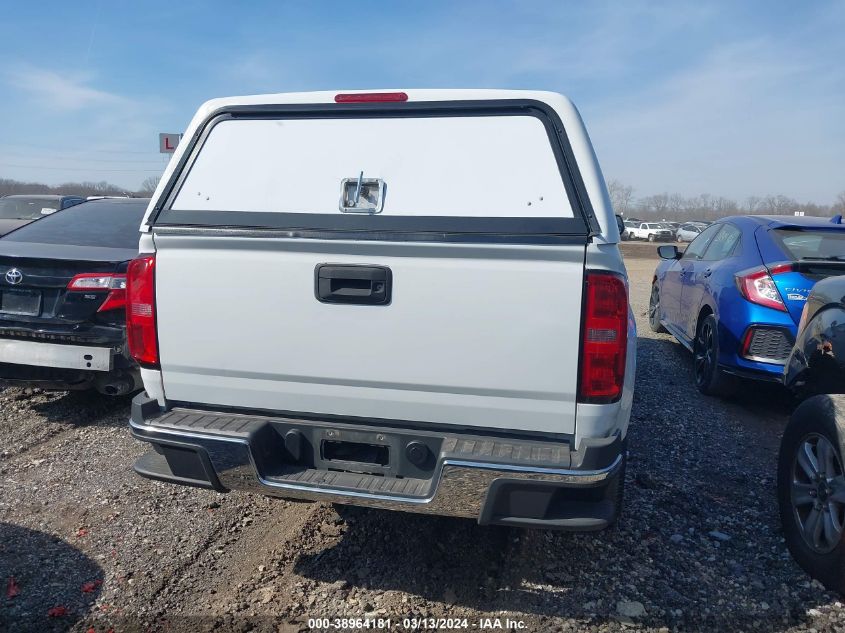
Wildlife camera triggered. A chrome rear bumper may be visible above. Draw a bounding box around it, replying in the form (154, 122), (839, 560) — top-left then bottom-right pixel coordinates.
(130, 394), (625, 530)
(0, 338), (112, 371)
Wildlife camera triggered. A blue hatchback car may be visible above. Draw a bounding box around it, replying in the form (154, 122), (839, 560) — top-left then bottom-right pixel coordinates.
(650, 216), (845, 395)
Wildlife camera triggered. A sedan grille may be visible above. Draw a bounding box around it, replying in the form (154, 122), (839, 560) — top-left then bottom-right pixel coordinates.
(744, 327), (793, 363)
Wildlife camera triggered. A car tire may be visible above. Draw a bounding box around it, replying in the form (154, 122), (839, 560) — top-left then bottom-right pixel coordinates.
(693, 314), (736, 397)
(648, 234), (655, 242)
(648, 283), (667, 333)
(778, 395), (845, 594)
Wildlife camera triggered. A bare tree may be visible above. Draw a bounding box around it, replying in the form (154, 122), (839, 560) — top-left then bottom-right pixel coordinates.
(638, 193), (670, 218)
(774, 195), (799, 215)
(667, 193), (686, 217)
(607, 180), (634, 216)
(835, 191), (845, 215)
(139, 176), (161, 195)
(743, 196), (762, 213)
(0, 177), (128, 197)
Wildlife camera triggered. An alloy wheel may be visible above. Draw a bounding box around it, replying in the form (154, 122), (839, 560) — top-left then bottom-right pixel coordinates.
(792, 433), (845, 554)
(694, 320), (714, 386)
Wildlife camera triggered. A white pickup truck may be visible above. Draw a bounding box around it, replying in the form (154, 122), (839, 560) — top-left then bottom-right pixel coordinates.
(628, 222), (674, 242)
(128, 89), (635, 530)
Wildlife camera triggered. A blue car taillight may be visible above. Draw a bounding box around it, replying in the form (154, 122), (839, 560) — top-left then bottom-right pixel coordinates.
(735, 263), (793, 312)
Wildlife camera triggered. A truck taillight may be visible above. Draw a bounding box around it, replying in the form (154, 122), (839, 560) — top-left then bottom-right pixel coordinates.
(126, 255), (158, 368)
(578, 271), (628, 403)
(735, 265), (788, 312)
(67, 273), (127, 312)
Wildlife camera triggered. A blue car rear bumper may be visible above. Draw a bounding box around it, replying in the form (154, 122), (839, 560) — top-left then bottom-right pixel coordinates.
(717, 300), (796, 381)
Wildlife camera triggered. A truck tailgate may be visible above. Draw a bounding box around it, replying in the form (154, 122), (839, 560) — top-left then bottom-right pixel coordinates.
(154, 234), (585, 435)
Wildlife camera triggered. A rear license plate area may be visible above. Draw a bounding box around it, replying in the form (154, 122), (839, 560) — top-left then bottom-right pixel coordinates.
(1, 289), (41, 316)
(322, 440), (389, 467)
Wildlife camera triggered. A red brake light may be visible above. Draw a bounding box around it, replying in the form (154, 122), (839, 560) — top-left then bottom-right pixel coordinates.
(735, 266), (787, 312)
(67, 273), (127, 312)
(334, 92), (408, 103)
(126, 255), (158, 368)
(740, 328), (755, 357)
(768, 262), (795, 276)
(578, 272), (628, 403)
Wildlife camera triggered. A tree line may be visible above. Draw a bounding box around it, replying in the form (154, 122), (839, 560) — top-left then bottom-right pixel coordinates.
(608, 180), (845, 221)
(2, 175), (843, 220)
(0, 176), (160, 198)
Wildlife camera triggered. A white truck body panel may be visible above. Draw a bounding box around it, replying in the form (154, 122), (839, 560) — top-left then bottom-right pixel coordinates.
(154, 236), (585, 435)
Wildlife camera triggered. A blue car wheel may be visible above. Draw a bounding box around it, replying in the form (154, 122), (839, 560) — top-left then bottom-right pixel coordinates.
(693, 314), (736, 397)
(649, 283), (666, 334)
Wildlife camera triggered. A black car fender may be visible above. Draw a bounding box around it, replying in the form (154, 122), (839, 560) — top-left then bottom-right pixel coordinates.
(785, 303), (845, 395)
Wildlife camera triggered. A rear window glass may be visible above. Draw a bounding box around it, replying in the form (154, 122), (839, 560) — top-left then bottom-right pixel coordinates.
(3, 200), (147, 249)
(0, 198), (60, 220)
(169, 116), (574, 219)
(771, 229), (845, 261)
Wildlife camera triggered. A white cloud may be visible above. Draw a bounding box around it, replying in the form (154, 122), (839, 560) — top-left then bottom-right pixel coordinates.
(0, 64), (173, 189)
(586, 34), (845, 202)
(4, 66), (126, 111)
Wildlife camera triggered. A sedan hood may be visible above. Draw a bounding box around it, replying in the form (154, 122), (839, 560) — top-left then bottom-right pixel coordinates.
(0, 218), (32, 236)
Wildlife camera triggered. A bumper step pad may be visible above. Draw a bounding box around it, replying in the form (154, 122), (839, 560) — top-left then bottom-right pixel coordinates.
(130, 397), (623, 529)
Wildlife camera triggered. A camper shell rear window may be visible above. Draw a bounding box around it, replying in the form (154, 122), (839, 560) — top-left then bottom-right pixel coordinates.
(150, 100), (595, 243)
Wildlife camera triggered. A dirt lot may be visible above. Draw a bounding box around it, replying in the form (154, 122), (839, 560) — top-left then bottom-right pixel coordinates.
(2, 243), (845, 632)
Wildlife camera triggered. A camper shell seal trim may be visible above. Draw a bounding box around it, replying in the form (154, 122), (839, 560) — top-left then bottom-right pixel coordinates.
(147, 99), (600, 244)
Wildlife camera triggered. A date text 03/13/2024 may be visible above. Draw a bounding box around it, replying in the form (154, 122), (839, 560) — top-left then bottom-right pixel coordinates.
(306, 617), (528, 630)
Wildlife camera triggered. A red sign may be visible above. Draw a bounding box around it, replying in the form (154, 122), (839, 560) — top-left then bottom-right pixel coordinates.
(159, 133), (182, 153)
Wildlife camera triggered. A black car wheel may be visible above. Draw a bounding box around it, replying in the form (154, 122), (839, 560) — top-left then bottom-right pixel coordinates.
(648, 283), (666, 333)
(779, 395), (845, 594)
(648, 234), (656, 242)
(693, 314), (735, 396)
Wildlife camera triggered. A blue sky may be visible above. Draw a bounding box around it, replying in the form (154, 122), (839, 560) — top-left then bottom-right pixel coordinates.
(0, 1), (842, 202)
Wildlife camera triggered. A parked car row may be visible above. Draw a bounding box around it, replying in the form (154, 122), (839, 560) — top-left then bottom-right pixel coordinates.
(645, 215), (845, 593)
(1, 88), (843, 596)
(3, 91), (636, 536)
(622, 219), (712, 243)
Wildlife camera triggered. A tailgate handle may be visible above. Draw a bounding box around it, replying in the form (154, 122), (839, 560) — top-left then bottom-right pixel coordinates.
(315, 264), (392, 305)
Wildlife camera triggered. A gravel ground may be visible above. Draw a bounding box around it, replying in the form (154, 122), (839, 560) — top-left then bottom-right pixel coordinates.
(2, 244), (845, 632)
